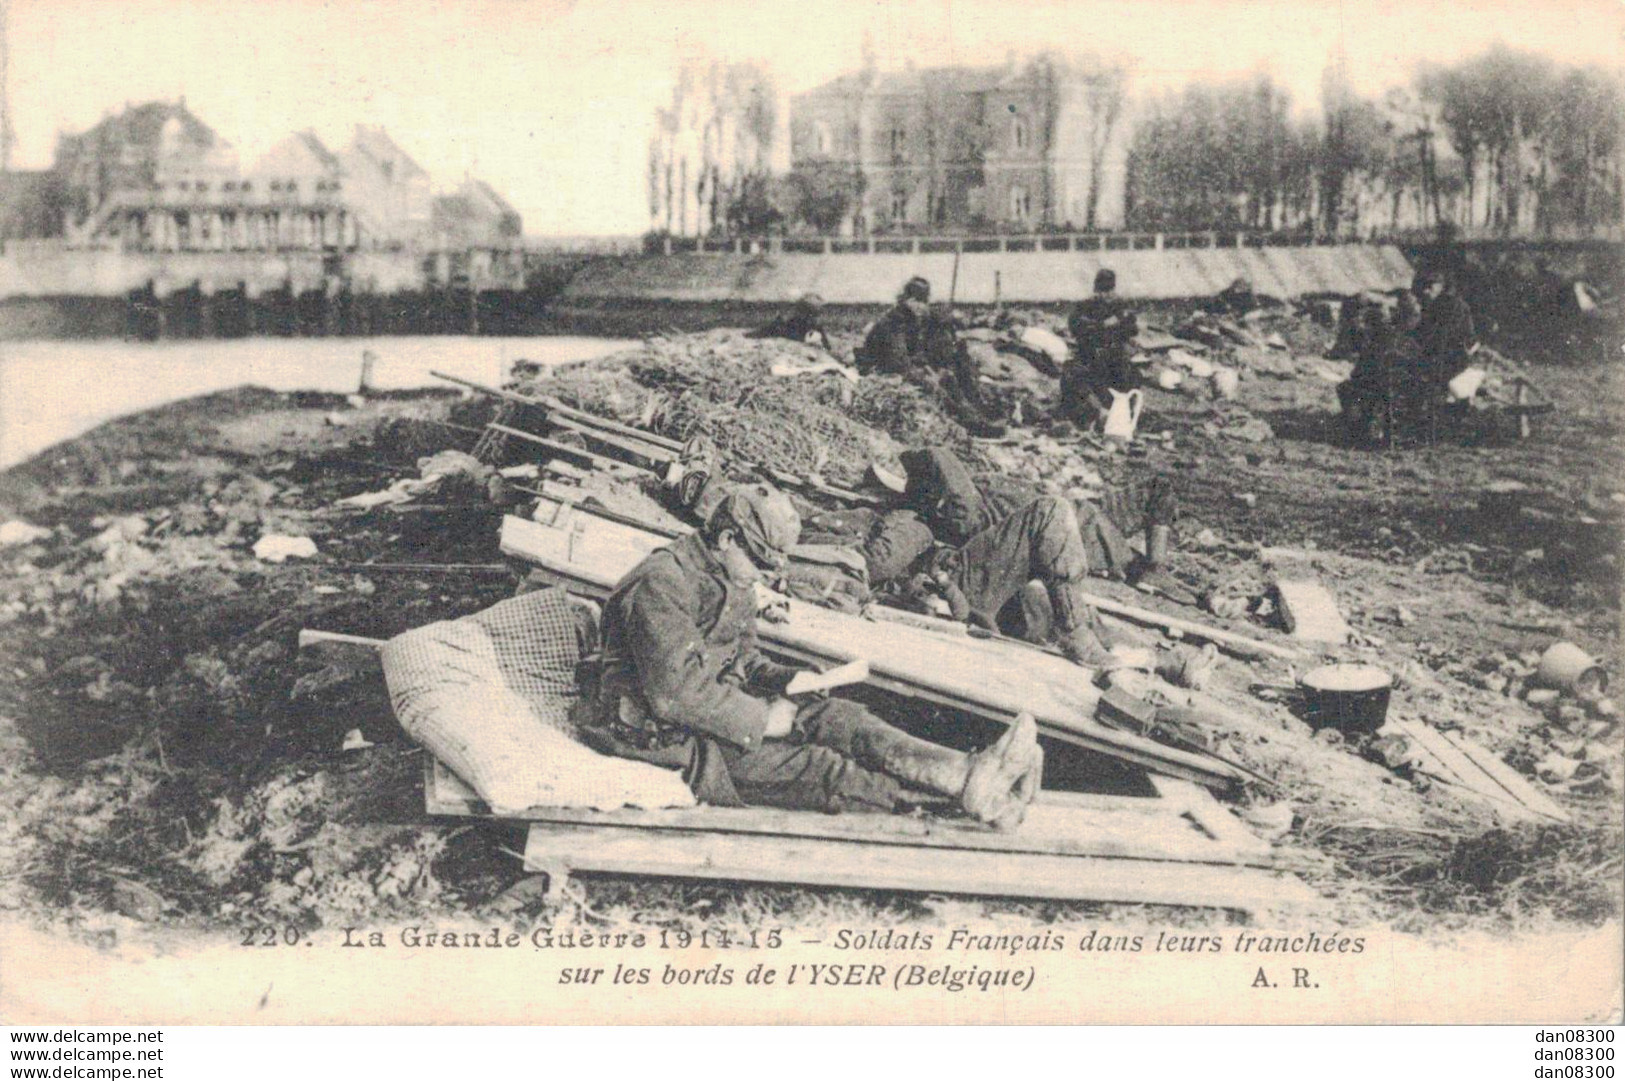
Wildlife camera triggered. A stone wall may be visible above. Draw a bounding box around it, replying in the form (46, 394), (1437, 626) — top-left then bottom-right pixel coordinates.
(562, 245), (1415, 304)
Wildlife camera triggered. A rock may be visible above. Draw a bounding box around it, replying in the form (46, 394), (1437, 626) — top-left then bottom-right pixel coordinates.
(1205, 594), (1250, 620)
(252, 534), (318, 563)
(1535, 753), (1582, 784)
(1556, 704), (1589, 730)
(1240, 802), (1295, 841)
(1395, 606), (1417, 627)
(1368, 731), (1422, 772)
(1550, 736), (1587, 758)
(1525, 688), (1560, 707)
(1483, 673), (1509, 695)
(109, 878), (168, 921)
(485, 874), (556, 915)
(1235, 492), (1257, 509)
(1590, 697), (1617, 719)
(341, 728), (375, 752)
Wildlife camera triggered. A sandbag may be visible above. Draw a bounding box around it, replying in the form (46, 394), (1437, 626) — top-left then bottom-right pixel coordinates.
(381, 587), (695, 813)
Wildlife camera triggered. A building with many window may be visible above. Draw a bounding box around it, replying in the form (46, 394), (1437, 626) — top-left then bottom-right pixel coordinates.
(40, 101), (511, 253)
(648, 56), (786, 237)
(789, 54), (1132, 234)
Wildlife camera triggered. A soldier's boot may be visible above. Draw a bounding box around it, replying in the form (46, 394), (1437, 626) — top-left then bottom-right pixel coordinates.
(876, 715), (1040, 831)
(1051, 576), (1127, 670)
(959, 713), (1043, 831)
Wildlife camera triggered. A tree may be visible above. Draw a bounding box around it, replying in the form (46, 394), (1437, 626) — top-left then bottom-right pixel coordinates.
(1075, 53), (1129, 229)
(783, 161), (865, 234)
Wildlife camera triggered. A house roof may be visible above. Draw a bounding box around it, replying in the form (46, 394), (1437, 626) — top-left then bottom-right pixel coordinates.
(797, 63), (1016, 101)
(293, 130), (341, 172)
(65, 100), (223, 151)
(464, 178), (518, 217)
(346, 125), (430, 180)
(794, 57), (1086, 104)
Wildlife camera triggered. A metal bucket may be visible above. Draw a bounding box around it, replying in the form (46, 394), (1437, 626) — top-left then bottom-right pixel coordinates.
(1300, 663), (1394, 735)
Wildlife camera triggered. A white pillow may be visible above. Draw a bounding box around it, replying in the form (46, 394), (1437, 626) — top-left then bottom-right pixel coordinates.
(381, 596), (695, 814)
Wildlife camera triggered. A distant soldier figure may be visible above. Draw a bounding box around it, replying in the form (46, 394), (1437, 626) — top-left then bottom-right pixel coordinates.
(1063, 268), (1139, 422)
(749, 293), (831, 351)
(1409, 270), (1476, 412)
(854, 277), (932, 376)
(855, 277), (1006, 437)
(1336, 303), (1399, 446)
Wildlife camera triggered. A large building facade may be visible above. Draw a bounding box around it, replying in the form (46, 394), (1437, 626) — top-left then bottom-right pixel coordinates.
(789, 55), (1132, 234)
(648, 57), (786, 238)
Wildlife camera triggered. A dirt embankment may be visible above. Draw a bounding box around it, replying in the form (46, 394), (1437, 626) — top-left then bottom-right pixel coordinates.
(0, 307), (1619, 945)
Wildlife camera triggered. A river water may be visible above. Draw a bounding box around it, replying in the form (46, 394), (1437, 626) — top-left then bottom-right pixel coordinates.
(0, 335), (630, 470)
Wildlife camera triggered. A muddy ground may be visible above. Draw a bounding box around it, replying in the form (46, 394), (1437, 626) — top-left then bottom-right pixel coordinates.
(0, 303), (1619, 952)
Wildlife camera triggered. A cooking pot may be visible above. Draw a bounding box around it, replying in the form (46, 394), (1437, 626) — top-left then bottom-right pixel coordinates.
(1299, 663), (1393, 735)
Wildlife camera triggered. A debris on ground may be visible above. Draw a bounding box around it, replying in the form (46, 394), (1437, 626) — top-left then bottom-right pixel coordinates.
(0, 289), (1617, 939)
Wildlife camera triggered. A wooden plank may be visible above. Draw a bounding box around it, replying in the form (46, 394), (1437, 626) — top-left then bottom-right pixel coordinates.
(1076, 589), (1305, 661)
(1273, 579), (1353, 644)
(298, 629), (386, 650)
(1436, 727), (1572, 823)
(425, 760), (1286, 868)
(432, 369), (680, 449)
(296, 629), (386, 670)
(500, 514), (1243, 789)
(1150, 776), (1272, 856)
(488, 423), (658, 474)
(1388, 719), (1558, 823)
(520, 822), (1321, 913)
(542, 413), (678, 463)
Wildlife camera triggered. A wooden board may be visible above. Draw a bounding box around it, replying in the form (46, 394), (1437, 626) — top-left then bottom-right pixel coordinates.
(499, 512), (1244, 790)
(1273, 579), (1353, 644)
(425, 758), (1307, 869)
(519, 821), (1319, 914)
(1389, 718), (1571, 824)
(419, 760), (1314, 913)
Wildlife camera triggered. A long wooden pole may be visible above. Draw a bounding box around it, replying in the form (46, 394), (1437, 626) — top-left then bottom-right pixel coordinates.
(488, 423), (657, 473)
(1076, 589), (1304, 662)
(431, 370), (685, 452)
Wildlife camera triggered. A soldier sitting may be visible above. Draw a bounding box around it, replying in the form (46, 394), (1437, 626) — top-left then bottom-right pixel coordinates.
(856, 276), (1007, 437)
(583, 483), (1042, 830)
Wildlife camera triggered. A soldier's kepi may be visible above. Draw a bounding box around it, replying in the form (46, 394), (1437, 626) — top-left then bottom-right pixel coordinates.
(584, 481), (1044, 830)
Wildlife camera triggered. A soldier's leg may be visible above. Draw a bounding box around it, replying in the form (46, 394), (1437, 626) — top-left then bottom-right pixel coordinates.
(721, 737), (907, 815)
(952, 496), (1117, 666)
(794, 698), (1042, 828)
(794, 697), (970, 796)
(951, 495), (1089, 624)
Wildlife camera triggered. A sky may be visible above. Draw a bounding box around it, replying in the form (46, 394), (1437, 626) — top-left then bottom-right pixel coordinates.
(7, 0), (1622, 235)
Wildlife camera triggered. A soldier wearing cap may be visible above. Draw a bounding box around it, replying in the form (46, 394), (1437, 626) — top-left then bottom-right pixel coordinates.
(854, 277), (1008, 437)
(854, 277), (933, 376)
(1063, 267), (1140, 422)
(1410, 270), (1475, 396)
(586, 482), (1041, 829)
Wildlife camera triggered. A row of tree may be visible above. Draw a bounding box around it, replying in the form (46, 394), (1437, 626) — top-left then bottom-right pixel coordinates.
(651, 45), (1620, 239)
(1125, 44), (1622, 238)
